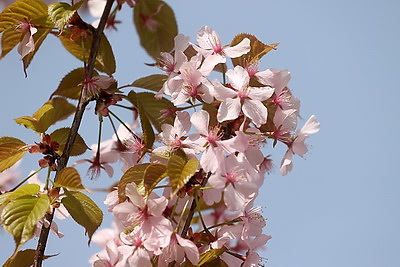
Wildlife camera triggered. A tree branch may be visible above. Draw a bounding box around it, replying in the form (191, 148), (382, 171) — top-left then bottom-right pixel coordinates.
(33, 1), (115, 266)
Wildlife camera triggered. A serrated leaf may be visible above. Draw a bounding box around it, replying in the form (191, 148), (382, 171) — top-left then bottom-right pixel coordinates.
(14, 97), (76, 133)
(134, 0), (177, 59)
(0, 184), (41, 208)
(167, 155), (198, 196)
(0, 137), (27, 172)
(58, 30), (116, 75)
(0, 0), (48, 33)
(49, 127), (88, 156)
(48, 2), (76, 30)
(3, 249), (56, 267)
(54, 167), (86, 191)
(51, 68), (98, 99)
(127, 91), (175, 132)
(198, 247), (228, 266)
(1, 194), (50, 253)
(143, 163), (167, 195)
(118, 163), (151, 202)
(130, 74), (168, 93)
(61, 190), (102, 244)
(231, 33), (279, 67)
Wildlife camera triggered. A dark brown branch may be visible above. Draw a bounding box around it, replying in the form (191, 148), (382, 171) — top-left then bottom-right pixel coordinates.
(181, 172), (211, 238)
(33, 1), (115, 266)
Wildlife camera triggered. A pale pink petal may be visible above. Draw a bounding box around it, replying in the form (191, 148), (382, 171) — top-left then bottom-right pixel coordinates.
(298, 115), (320, 136)
(223, 37), (250, 58)
(191, 110), (210, 136)
(125, 183), (145, 208)
(248, 86), (274, 101)
(199, 54), (225, 76)
(217, 98), (241, 123)
(255, 68), (290, 92)
(213, 80), (237, 101)
(176, 235), (200, 265)
(226, 66), (250, 91)
(280, 150), (293, 176)
(242, 99), (268, 127)
(174, 34), (190, 52)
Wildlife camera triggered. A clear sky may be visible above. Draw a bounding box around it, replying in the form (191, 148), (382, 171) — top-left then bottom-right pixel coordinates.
(1, 0), (400, 266)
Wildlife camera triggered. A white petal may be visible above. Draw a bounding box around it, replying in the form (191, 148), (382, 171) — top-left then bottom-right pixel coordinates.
(217, 98), (241, 123)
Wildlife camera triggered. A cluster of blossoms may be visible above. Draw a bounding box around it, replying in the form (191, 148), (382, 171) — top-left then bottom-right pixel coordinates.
(85, 26), (320, 266)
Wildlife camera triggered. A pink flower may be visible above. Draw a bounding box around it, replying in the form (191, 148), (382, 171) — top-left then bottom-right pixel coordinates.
(16, 19), (37, 59)
(189, 110), (248, 173)
(81, 75), (116, 100)
(194, 26), (250, 74)
(214, 66), (274, 127)
(280, 115), (320, 175)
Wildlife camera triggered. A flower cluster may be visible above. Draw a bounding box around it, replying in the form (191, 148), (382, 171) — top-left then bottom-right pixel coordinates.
(88, 26), (320, 266)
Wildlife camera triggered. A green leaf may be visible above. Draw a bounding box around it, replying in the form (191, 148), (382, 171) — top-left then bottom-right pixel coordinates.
(143, 163), (167, 196)
(0, 28), (20, 59)
(51, 68), (98, 100)
(127, 91), (175, 132)
(58, 30), (116, 75)
(48, 2), (77, 31)
(167, 155), (198, 196)
(118, 163), (151, 202)
(3, 249), (57, 267)
(231, 33), (279, 67)
(53, 167), (86, 191)
(0, 184), (41, 208)
(198, 247), (228, 266)
(0, 0), (48, 33)
(130, 74), (168, 93)
(49, 127), (89, 156)
(133, 0), (178, 59)
(0, 137), (27, 172)
(61, 190), (103, 244)
(14, 97), (76, 133)
(1, 194), (50, 253)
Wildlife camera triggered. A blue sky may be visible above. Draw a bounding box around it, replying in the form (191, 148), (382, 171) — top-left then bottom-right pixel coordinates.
(1, 0), (400, 266)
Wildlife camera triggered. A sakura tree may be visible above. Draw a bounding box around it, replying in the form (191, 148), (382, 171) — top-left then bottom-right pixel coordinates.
(0, 0), (319, 266)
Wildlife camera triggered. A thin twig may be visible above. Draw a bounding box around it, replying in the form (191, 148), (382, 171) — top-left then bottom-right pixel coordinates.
(181, 172), (211, 238)
(33, 1), (115, 266)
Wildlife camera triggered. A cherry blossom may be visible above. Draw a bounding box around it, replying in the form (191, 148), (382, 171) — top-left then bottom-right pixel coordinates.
(214, 65), (274, 127)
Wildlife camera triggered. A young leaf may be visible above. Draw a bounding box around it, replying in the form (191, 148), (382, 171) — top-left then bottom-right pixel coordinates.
(1, 194), (50, 253)
(198, 247), (228, 266)
(58, 30), (116, 75)
(143, 163), (167, 195)
(230, 33), (279, 67)
(167, 155), (199, 196)
(53, 167), (86, 191)
(61, 190), (103, 244)
(133, 0), (178, 59)
(49, 127), (89, 156)
(0, 137), (27, 172)
(48, 2), (77, 31)
(3, 249), (57, 267)
(14, 97), (76, 133)
(118, 163), (151, 202)
(127, 91), (175, 132)
(51, 68), (98, 99)
(0, 0), (47, 33)
(129, 74), (168, 93)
